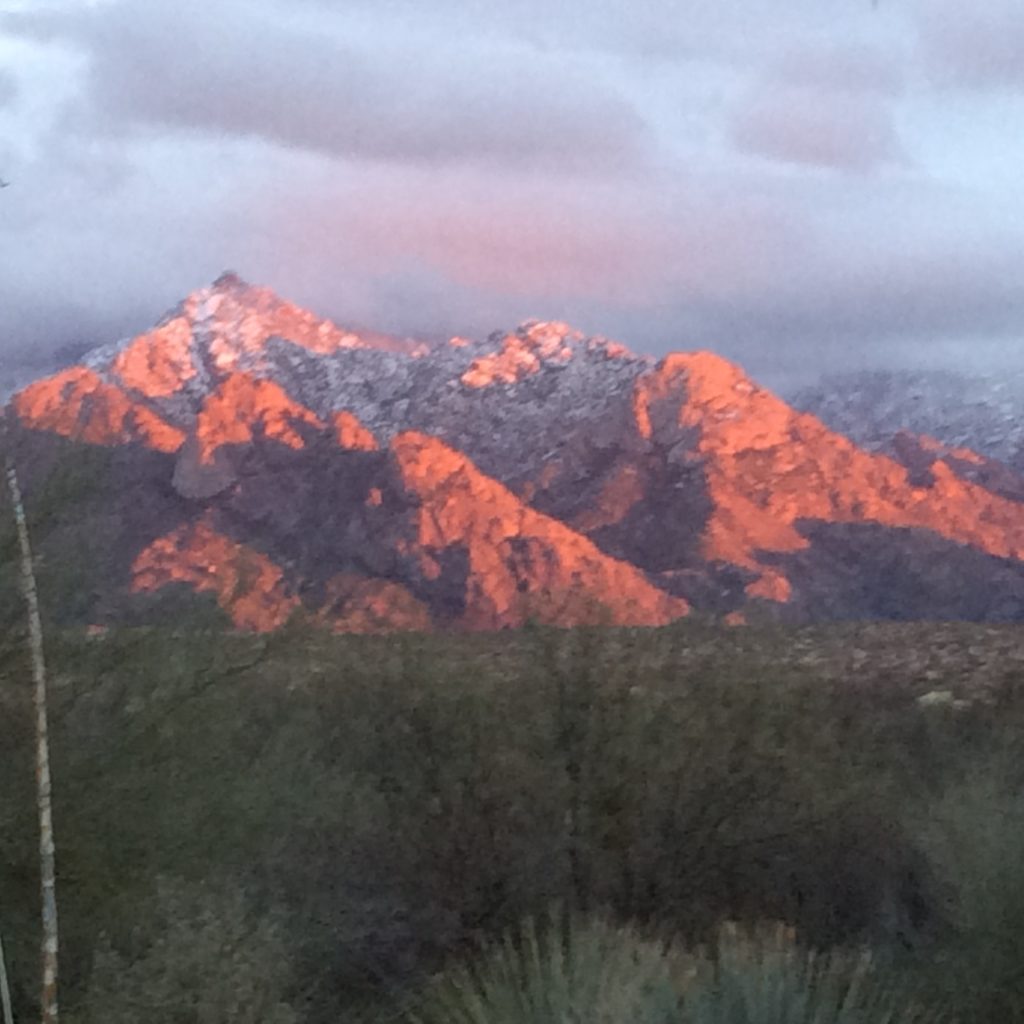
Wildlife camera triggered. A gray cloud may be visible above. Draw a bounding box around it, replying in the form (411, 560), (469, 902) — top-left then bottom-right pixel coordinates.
(296, 0), (881, 67)
(1, 0), (1023, 393)
(762, 43), (907, 96)
(0, 69), (16, 108)
(729, 87), (905, 172)
(726, 39), (908, 173)
(4, 0), (652, 173)
(914, 0), (1024, 89)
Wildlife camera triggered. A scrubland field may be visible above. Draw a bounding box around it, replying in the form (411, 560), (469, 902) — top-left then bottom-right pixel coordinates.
(2, 616), (1024, 1022)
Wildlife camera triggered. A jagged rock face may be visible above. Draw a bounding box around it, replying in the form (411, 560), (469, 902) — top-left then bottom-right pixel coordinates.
(627, 354), (1024, 608)
(114, 411), (688, 631)
(14, 366), (186, 452)
(389, 431), (687, 629)
(10, 273), (1024, 631)
(132, 516), (301, 631)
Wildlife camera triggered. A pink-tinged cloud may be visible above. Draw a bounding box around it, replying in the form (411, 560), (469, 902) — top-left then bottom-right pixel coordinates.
(247, 158), (827, 321)
(914, 0), (1024, 89)
(729, 87), (905, 172)
(261, 173), (679, 306)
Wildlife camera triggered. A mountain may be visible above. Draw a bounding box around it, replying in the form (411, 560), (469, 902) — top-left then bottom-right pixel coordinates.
(790, 369), (1024, 472)
(9, 273), (1024, 632)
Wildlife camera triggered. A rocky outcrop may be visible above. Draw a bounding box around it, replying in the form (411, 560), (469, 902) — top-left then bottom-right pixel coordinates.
(627, 352), (1024, 606)
(459, 321), (631, 389)
(14, 366), (186, 452)
(120, 417), (689, 632)
(171, 373), (325, 498)
(390, 431), (688, 629)
(131, 516), (300, 631)
(333, 411), (378, 451)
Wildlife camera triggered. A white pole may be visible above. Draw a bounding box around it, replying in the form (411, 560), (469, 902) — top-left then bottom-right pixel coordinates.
(0, 929), (14, 1024)
(3, 418), (59, 1024)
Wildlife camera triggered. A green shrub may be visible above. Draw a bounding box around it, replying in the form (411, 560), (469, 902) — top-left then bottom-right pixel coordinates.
(912, 770), (1024, 1020)
(71, 875), (297, 1024)
(410, 915), (684, 1024)
(4, 622), (1016, 1022)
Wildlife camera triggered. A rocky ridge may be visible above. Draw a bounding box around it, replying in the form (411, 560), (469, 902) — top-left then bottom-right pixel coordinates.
(10, 274), (1024, 632)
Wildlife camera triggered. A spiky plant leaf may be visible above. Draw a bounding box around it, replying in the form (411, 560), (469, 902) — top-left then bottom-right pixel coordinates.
(412, 915), (683, 1024)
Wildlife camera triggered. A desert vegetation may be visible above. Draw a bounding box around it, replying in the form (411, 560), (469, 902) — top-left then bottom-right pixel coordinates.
(0, 600), (1023, 1021)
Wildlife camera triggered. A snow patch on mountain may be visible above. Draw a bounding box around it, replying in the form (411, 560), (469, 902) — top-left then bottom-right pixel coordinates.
(790, 370), (1024, 470)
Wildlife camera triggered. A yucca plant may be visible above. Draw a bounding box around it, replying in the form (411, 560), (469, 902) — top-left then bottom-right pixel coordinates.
(408, 917), (942, 1024)
(680, 921), (946, 1024)
(410, 915), (685, 1024)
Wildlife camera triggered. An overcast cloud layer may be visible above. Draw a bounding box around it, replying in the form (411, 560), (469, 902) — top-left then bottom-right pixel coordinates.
(1, 0), (1022, 386)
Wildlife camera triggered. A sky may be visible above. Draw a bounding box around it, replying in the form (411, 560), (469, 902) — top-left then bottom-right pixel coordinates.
(0, 0), (1022, 387)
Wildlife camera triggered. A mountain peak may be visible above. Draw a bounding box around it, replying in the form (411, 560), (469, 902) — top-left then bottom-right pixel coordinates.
(660, 350), (751, 388)
(179, 270), (269, 316)
(461, 320), (637, 389)
(516, 319), (585, 348)
(210, 269), (249, 291)
(80, 277), (394, 401)
(631, 349), (760, 444)
(515, 319), (635, 359)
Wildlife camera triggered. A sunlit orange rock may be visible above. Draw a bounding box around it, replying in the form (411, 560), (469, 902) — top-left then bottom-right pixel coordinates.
(745, 569), (792, 602)
(390, 431), (689, 629)
(13, 367), (185, 452)
(333, 411), (378, 451)
(131, 516), (299, 631)
(112, 317), (197, 398)
(634, 352), (1024, 602)
(194, 372), (323, 464)
(460, 321), (584, 388)
(915, 433), (986, 467)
